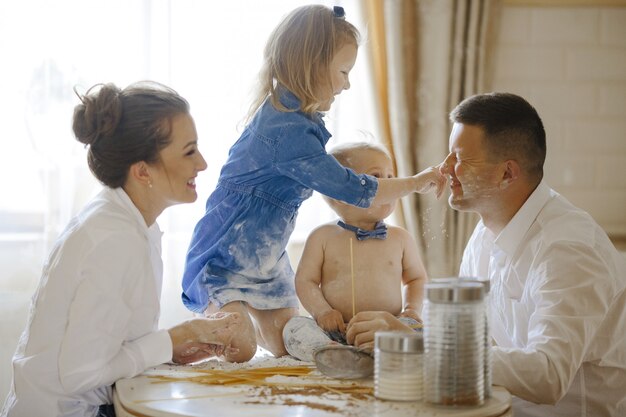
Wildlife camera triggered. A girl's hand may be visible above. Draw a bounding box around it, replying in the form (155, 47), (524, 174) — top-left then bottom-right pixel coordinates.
(315, 309), (346, 333)
(413, 166), (447, 198)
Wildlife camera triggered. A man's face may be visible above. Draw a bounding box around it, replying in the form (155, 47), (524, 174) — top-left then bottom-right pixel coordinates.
(439, 123), (503, 214)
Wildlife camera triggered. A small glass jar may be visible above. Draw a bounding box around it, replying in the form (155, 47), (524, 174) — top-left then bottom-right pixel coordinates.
(424, 281), (485, 407)
(374, 331), (423, 401)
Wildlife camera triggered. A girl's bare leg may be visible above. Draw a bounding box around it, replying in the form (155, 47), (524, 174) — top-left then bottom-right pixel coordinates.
(206, 301), (257, 362)
(248, 306), (298, 357)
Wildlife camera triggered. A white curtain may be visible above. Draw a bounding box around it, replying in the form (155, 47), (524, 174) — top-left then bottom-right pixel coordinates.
(363, 0), (501, 277)
(0, 0), (377, 400)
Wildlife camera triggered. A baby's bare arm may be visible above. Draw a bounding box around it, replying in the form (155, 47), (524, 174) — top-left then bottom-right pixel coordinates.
(295, 228), (343, 332)
(399, 228), (427, 320)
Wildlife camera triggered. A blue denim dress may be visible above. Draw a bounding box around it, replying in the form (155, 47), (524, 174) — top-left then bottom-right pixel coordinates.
(182, 90), (378, 313)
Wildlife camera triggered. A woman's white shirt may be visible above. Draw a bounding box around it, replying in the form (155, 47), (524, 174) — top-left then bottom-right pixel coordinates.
(2, 187), (173, 417)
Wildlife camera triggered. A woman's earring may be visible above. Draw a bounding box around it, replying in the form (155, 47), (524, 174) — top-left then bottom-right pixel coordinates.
(148, 180), (153, 189)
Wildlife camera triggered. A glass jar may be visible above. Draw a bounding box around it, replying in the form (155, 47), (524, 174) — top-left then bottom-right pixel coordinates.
(374, 331), (424, 401)
(423, 281), (485, 407)
(435, 277), (492, 399)
(460, 277), (492, 399)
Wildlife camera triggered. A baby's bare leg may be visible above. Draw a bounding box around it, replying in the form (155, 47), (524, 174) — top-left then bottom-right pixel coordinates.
(248, 306), (298, 357)
(206, 301), (257, 362)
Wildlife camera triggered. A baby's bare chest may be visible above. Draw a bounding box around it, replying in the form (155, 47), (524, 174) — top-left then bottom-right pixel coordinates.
(321, 240), (404, 283)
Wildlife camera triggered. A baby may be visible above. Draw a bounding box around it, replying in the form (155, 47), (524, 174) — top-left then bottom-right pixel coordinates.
(284, 142), (426, 361)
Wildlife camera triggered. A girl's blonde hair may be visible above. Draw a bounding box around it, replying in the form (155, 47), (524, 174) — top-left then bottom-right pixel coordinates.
(247, 5), (359, 120)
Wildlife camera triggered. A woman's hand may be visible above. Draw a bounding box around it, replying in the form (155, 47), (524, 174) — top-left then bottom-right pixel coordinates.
(168, 312), (240, 364)
(171, 343), (233, 365)
(346, 311), (413, 352)
(315, 309), (346, 333)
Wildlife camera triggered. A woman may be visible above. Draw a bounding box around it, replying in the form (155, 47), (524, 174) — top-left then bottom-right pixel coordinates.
(2, 82), (239, 417)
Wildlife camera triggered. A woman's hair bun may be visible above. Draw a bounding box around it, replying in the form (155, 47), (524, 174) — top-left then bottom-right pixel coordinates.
(72, 83), (123, 146)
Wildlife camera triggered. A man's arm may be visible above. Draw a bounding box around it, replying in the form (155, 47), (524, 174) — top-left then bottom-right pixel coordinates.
(492, 242), (614, 404)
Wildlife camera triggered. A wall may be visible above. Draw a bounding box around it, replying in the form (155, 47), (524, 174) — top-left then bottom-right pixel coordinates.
(491, 3), (626, 236)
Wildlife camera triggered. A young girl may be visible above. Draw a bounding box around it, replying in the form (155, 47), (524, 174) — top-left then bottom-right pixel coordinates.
(182, 5), (445, 362)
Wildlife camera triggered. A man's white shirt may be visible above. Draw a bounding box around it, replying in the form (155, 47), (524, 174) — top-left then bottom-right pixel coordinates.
(461, 181), (626, 417)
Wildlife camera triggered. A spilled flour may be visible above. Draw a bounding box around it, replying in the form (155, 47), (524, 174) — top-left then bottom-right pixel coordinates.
(145, 348), (376, 416)
(130, 349), (508, 416)
(195, 348), (307, 370)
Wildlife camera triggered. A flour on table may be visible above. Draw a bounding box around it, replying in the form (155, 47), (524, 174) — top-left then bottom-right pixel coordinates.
(152, 347), (309, 373)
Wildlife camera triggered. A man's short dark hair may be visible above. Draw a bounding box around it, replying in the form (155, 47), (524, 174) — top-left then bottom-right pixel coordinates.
(450, 92), (546, 184)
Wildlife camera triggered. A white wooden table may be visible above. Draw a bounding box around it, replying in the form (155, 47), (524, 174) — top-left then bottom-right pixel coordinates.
(114, 357), (512, 417)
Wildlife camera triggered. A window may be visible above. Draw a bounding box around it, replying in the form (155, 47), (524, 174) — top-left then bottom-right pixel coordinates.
(0, 0), (380, 327)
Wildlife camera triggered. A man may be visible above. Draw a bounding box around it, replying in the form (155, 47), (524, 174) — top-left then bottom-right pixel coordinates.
(437, 92), (626, 416)
(346, 92), (625, 416)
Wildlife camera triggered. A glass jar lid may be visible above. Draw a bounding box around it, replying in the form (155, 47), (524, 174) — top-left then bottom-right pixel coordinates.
(431, 277), (490, 294)
(426, 281), (484, 303)
(375, 331), (423, 353)
(460, 276), (490, 293)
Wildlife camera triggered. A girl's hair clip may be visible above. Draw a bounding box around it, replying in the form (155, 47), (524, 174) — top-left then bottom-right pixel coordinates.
(333, 6), (345, 18)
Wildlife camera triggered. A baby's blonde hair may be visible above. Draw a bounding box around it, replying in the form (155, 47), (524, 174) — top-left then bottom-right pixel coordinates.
(247, 5), (360, 120)
(329, 142), (392, 170)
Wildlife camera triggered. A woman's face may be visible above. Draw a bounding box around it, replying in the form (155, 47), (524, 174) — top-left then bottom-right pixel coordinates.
(318, 42), (358, 111)
(149, 113), (207, 208)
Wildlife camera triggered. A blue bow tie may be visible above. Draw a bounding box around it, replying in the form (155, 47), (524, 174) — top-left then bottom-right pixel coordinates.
(337, 220), (387, 241)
